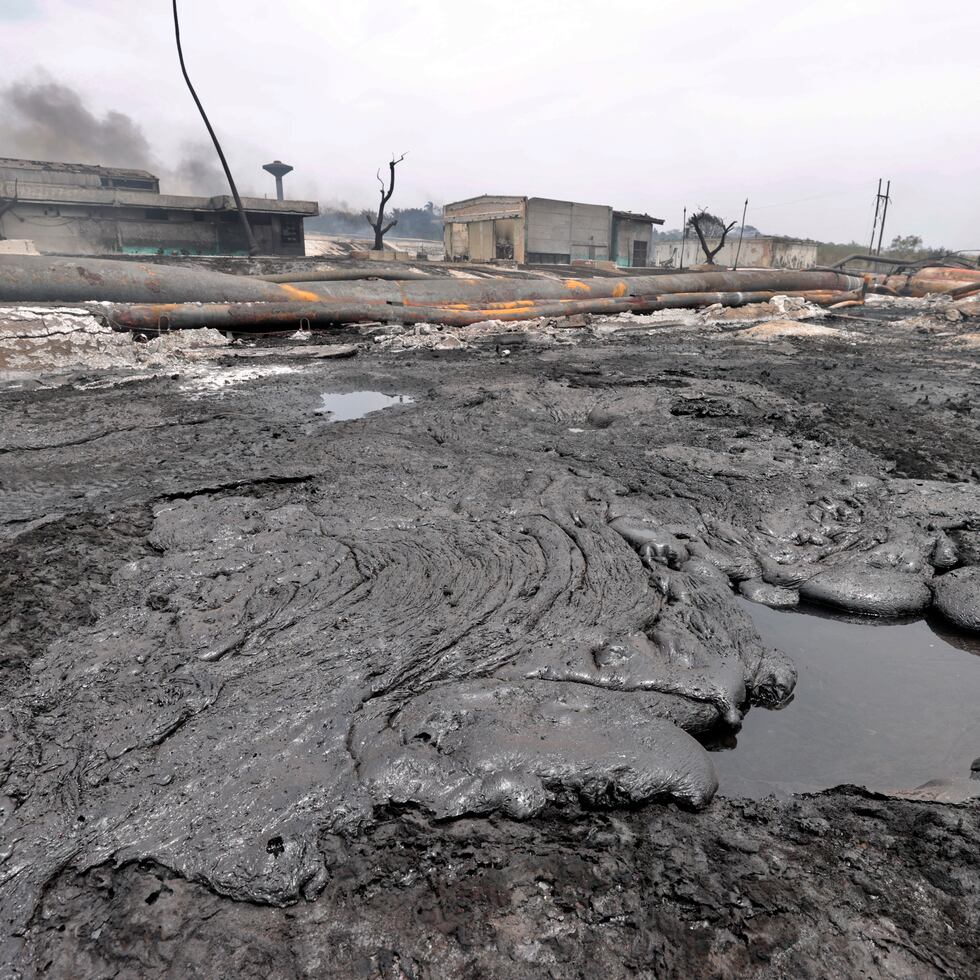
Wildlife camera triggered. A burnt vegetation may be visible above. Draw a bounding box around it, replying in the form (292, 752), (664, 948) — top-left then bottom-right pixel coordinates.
(363, 151), (407, 250)
(687, 208), (737, 264)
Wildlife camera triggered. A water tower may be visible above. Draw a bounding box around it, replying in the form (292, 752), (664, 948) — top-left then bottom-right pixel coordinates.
(262, 160), (293, 201)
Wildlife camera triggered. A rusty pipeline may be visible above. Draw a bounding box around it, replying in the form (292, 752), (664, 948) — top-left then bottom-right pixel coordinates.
(0, 255), (862, 307)
(872, 266), (980, 297)
(104, 287), (862, 332)
(296, 269), (864, 308)
(254, 268), (437, 284)
(0, 255), (300, 303)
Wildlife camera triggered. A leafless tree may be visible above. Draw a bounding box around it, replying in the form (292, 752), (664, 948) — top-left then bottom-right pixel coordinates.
(363, 153), (407, 250)
(687, 208), (736, 265)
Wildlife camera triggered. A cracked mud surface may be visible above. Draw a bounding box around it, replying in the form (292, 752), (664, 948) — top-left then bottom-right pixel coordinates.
(2, 308), (979, 977)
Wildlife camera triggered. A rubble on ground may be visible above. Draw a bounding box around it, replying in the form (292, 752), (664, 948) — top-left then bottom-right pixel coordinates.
(736, 319), (851, 340)
(0, 306), (230, 377)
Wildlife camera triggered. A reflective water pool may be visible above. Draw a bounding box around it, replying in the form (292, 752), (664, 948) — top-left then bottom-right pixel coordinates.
(712, 600), (980, 798)
(317, 391), (413, 421)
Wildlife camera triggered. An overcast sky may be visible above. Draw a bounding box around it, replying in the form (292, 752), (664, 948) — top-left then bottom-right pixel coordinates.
(1, 0), (977, 247)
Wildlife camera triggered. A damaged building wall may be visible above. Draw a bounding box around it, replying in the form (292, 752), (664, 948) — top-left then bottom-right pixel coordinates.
(525, 198), (611, 264)
(443, 195), (664, 266)
(0, 158), (317, 257)
(611, 211), (664, 268)
(652, 237), (818, 270)
(442, 196), (526, 263)
(0, 200), (311, 257)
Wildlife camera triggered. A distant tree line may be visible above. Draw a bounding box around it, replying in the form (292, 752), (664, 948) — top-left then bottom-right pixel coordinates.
(815, 234), (953, 266)
(307, 201), (443, 240)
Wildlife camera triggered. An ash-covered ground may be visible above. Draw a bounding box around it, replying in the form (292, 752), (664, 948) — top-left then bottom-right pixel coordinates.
(1, 297), (979, 978)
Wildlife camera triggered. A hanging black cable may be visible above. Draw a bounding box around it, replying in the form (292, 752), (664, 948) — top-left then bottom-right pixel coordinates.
(172, 0), (259, 256)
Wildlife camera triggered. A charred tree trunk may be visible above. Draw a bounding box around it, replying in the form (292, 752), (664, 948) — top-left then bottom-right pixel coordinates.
(365, 153), (406, 251)
(689, 212), (737, 265)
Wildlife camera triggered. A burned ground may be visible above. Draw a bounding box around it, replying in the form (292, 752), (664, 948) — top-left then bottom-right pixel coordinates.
(29, 793), (980, 979)
(1, 307), (978, 977)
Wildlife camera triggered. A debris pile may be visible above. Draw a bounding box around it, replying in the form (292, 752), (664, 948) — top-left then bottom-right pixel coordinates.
(0, 306), (229, 376)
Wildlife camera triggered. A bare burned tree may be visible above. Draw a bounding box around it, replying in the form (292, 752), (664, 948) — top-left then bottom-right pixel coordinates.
(363, 153), (407, 251)
(687, 208), (737, 265)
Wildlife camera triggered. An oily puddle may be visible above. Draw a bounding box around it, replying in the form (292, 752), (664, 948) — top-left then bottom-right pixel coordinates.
(317, 390), (413, 421)
(711, 600), (980, 799)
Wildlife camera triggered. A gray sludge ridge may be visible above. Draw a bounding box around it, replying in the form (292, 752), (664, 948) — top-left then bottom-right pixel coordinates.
(2, 364), (979, 973)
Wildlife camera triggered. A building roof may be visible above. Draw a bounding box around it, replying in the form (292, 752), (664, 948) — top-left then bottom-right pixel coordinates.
(0, 157), (158, 181)
(444, 197), (667, 226)
(0, 180), (318, 217)
(613, 210), (665, 225)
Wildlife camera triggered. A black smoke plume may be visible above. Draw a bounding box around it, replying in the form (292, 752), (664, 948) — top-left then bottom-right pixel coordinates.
(0, 75), (223, 195)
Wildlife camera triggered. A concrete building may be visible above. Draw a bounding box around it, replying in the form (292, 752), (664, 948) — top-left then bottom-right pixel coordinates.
(651, 236), (818, 270)
(0, 158), (319, 256)
(611, 211), (662, 268)
(443, 195), (663, 266)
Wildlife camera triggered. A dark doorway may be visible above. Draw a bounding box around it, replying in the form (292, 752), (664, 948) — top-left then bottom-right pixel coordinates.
(632, 240), (648, 267)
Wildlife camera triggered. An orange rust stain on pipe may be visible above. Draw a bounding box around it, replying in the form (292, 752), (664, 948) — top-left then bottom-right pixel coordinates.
(563, 279), (592, 294)
(416, 299), (537, 312)
(278, 284), (322, 303)
(612, 282), (627, 298)
(475, 300), (536, 310)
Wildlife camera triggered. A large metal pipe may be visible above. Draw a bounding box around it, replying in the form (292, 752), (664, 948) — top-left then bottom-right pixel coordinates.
(172, 0), (258, 256)
(105, 288), (862, 332)
(829, 253), (978, 273)
(0, 255), (310, 303)
(294, 269), (864, 307)
(255, 268), (437, 283)
(879, 267), (980, 297)
(0, 254), (862, 307)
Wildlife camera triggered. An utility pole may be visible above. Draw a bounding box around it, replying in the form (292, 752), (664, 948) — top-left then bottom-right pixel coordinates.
(172, 0), (259, 256)
(679, 207), (687, 270)
(869, 178), (882, 256)
(868, 178), (892, 256)
(875, 180), (892, 255)
(733, 198), (749, 271)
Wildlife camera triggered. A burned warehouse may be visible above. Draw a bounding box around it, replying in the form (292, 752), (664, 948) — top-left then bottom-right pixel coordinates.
(443, 194), (664, 266)
(0, 157), (318, 256)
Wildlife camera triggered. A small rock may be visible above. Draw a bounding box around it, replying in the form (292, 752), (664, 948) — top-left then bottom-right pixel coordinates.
(434, 334), (465, 350)
(738, 578), (799, 608)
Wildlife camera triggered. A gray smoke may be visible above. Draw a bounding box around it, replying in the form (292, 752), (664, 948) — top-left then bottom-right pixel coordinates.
(169, 142), (224, 196)
(0, 76), (224, 195)
(0, 77), (156, 170)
